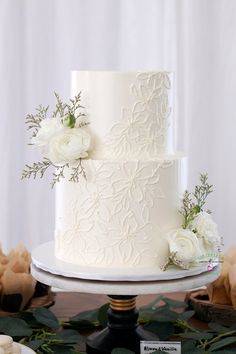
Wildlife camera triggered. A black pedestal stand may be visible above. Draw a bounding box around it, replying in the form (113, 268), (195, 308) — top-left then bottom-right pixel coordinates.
(31, 247), (220, 353)
(86, 295), (158, 354)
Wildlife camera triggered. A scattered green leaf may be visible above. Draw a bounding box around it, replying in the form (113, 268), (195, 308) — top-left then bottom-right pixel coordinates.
(178, 310), (195, 321)
(181, 339), (197, 352)
(65, 318), (96, 331)
(98, 303), (109, 327)
(161, 297), (188, 309)
(26, 339), (45, 350)
(140, 295), (162, 310)
(0, 317), (32, 337)
(180, 331), (214, 340)
(209, 336), (236, 351)
(111, 349), (135, 354)
(33, 307), (60, 330)
(143, 321), (175, 340)
(54, 329), (85, 343)
(208, 322), (232, 333)
(70, 308), (98, 322)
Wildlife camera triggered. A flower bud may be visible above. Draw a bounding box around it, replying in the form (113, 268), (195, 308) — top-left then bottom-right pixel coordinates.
(63, 114), (76, 128)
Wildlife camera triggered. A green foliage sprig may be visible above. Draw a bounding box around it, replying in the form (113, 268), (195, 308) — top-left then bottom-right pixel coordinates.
(26, 105), (49, 139)
(52, 92), (85, 122)
(21, 159), (52, 180)
(179, 173), (213, 229)
(69, 160), (86, 183)
(161, 252), (190, 271)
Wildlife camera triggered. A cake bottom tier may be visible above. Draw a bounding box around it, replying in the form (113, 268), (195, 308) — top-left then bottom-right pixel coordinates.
(55, 156), (186, 269)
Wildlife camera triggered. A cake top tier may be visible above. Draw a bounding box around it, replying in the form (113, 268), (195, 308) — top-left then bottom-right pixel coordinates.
(71, 71), (174, 159)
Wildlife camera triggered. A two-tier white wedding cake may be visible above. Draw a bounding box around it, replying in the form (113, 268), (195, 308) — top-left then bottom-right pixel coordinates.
(54, 71), (187, 270)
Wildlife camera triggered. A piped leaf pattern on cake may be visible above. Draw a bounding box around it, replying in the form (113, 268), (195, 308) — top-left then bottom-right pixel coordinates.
(104, 71), (172, 159)
(55, 159), (175, 267)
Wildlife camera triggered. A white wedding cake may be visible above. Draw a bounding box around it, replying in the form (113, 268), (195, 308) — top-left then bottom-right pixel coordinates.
(54, 71), (187, 270)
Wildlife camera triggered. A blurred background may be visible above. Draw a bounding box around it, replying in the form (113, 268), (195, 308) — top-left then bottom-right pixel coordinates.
(0, 0), (235, 252)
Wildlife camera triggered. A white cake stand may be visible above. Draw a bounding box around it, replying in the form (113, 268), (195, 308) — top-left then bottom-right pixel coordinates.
(31, 243), (220, 354)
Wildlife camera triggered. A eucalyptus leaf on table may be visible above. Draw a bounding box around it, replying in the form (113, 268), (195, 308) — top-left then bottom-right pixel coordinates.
(161, 296), (188, 309)
(180, 331), (214, 340)
(139, 295), (162, 310)
(33, 307), (60, 330)
(54, 329), (85, 344)
(97, 302), (109, 327)
(177, 310), (195, 321)
(151, 351), (169, 354)
(67, 302), (110, 330)
(189, 349), (206, 354)
(143, 321), (175, 340)
(140, 304), (179, 323)
(70, 307), (99, 322)
(181, 339), (197, 352)
(0, 317), (32, 337)
(111, 349), (135, 354)
(208, 336), (236, 351)
(208, 350), (236, 354)
(208, 322), (232, 333)
(64, 318), (96, 331)
(16, 311), (39, 327)
(25, 339), (45, 350)
(111, 351), (169, 354)
(46, 345), (77, 354)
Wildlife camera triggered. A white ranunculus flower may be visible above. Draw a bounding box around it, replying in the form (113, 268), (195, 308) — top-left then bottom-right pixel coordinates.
(32, 118), (63, 147)
(167, 228), (203, 264)
(189, 211), (221, 249)
(48, 128), (91, 165)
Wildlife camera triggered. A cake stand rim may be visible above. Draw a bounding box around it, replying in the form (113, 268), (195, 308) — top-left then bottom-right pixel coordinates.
(31, 262), (220, 295)
(31, 241), (220, 282)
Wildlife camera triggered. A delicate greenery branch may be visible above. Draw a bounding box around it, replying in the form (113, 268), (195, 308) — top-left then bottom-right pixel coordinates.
(26, 105), (49, 138)
(193, 174), (213, 210)
(21, 159), (51, 180)
(52, 92), (86, 122)
(179, 173), (213, 229)
(69, 159), (86, 183)
(51, 165), (68, 189)
(22, 159), (86, 188)
(161, 252), (190, 271)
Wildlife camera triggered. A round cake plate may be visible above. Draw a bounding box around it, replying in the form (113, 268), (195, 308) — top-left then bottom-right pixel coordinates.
(31, 241), (218, 282)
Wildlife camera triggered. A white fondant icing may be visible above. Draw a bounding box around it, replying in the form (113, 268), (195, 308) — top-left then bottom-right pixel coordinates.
(55, 157), (186, 268)
(55, 71), (186, 270)
(71, 71), (174, 158)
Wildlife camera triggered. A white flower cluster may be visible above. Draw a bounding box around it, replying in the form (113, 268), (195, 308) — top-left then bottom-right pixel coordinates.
(32, 117), (91, 166)
(167, 211), (221, 269)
